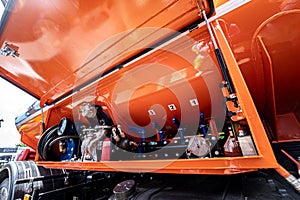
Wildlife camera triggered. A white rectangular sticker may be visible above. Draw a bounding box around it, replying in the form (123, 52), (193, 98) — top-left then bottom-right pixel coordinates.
(168, 104), (177, 111)
(189, 98), (199, 106)
(148, 109), (156, 116)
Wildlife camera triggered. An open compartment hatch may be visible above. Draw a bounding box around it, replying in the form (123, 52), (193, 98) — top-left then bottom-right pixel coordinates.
(36, 15), (278, 175)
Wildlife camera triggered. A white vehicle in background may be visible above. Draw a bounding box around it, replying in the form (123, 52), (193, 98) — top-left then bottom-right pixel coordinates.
(0, 160), (8, 168)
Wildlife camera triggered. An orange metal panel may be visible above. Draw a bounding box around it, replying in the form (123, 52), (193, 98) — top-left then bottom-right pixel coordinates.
(38, 156), (265, 175)
(254, 36), (277, 140)
(0, 0), (214, 105)
(251, 10), (300, 142)
(211, 20), (278, 165)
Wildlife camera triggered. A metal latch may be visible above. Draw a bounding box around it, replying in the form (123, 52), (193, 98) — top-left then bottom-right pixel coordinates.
(0, 42), (19, 57)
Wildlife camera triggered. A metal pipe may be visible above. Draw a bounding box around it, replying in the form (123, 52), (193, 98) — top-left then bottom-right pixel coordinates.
(281, 149), (300, 176)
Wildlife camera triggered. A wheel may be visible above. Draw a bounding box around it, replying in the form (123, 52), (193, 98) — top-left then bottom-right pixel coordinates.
(0, 161), (41, 199)
(0, 161), (68, 199)
(0, 178), (9, 200)
(0, 167), (12, 200)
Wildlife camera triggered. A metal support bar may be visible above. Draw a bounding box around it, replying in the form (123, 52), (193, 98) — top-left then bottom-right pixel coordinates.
(201, 10), (235, 97)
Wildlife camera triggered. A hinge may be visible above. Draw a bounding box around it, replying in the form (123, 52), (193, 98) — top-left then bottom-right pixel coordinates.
(0, 42), (19, 57)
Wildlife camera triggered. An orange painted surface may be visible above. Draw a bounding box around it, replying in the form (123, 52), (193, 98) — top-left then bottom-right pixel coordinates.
(0, 0), (213, 103)
(1, 0), (300, 174)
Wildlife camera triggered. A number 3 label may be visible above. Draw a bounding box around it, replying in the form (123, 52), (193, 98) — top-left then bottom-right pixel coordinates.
(189, 98), (199, 106)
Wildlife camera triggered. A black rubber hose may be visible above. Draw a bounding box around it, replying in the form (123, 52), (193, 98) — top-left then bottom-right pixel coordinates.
(37, 125), (58, 159)
(41, 126), (60, 161)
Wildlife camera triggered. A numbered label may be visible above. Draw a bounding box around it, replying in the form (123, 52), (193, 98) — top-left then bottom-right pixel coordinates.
(189, 98), (199, 106)
(148, 109), (156, 116)
(168, 104), (177, 111)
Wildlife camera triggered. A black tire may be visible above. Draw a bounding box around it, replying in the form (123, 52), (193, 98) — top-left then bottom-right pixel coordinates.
(0, 177), (10, 200)
(0, 161), (39, 200)
(0, 161), (66, 199)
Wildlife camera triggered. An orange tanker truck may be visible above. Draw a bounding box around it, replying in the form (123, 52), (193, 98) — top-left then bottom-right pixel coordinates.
(0, 0), (300, 199)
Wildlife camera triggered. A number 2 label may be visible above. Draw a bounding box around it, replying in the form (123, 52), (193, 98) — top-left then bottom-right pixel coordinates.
(168, 104), (177, 111)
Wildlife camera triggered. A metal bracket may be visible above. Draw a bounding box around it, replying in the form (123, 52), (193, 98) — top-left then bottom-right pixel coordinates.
(0, 42), (19, 57)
